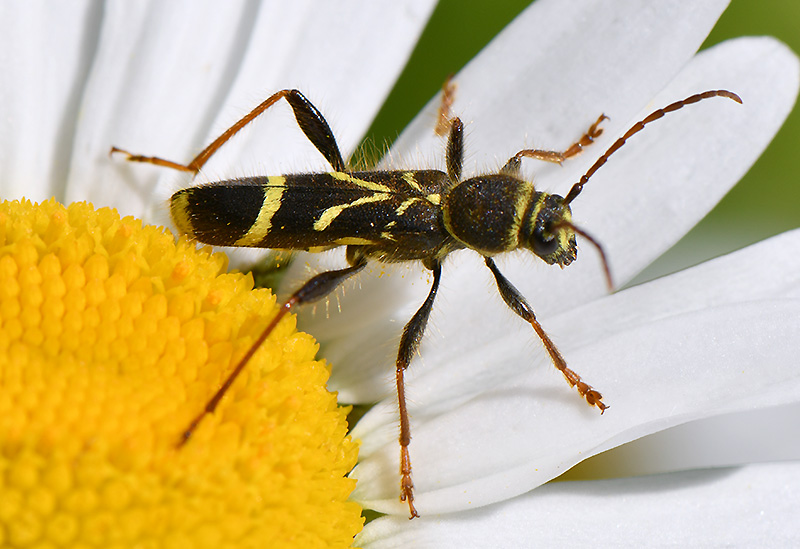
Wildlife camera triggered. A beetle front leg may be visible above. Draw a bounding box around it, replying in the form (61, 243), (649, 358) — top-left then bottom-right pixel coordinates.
(484, 256), (607, 412)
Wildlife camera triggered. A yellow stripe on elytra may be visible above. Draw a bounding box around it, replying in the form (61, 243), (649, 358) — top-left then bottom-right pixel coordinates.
(395, 197), (420, 216)
(334, 237), (376, 245)
(234, 176), (286, 246)
(305, 237), (377, 252)
(314, 193), (390, 231)
(170, 191), (195, 237)
(401, 172), (423, 193)
(329, 171), (392, 193)
(401, 173), (440, 205)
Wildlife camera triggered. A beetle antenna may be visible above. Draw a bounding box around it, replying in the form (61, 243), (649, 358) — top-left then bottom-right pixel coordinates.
(564, 90), (742, 205)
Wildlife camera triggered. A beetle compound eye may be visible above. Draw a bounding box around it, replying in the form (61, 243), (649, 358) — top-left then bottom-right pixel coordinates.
(531, 224), (559, 257)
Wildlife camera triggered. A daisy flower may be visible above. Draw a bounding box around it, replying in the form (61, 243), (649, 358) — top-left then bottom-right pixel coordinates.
(1, 1), (435, 547)
(1, 0), (798, 548)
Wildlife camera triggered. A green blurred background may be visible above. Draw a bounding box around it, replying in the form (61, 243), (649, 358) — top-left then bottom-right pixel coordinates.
(365, 0), (799, 280)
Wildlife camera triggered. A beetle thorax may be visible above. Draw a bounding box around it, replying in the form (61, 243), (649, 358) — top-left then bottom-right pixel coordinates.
(442, 173), (577, 266)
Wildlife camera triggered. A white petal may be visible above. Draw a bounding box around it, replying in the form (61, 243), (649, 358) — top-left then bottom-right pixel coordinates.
(353, 299), (800, 515)
(358, 462), (800, 548)
(68, 0), (264, 215)
(300, 256), (434, 402)
(0, 0), (96, 201)
(66, 0), (435, 219)
(200, 0), (439, 175)
(574, 37), (800, 285)
(392, 0), (730, 175)
(351, 230), (800, 514)
(567, 403), (800, 479)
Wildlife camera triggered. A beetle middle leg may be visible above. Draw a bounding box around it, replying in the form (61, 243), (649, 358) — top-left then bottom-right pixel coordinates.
(434, 75), (458, 137)
(395, 258), (442, 519)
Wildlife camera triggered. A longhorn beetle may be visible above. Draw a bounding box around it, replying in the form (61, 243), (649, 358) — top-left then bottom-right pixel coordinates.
(111, 84), (741, 518)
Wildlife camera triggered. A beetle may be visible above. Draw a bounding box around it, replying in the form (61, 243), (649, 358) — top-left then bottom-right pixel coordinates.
(112, 84), (741, 517)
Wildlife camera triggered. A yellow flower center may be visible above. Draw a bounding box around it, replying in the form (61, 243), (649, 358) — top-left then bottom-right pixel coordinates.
(0, 199), (362, 548)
